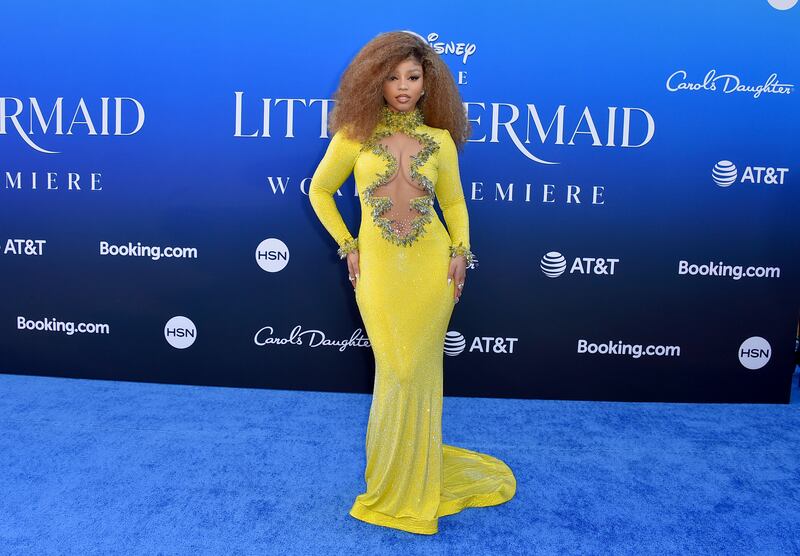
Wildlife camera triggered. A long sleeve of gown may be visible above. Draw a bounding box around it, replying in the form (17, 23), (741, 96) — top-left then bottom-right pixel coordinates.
(308, 129), (360, 255)
(435, 128), (475, 265)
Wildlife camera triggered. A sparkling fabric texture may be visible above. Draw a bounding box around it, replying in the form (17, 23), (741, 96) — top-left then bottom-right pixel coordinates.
(308, 105), (515, 535)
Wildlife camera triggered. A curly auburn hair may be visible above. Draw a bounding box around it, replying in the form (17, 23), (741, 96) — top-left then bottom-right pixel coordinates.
(328, 30), (471, 150)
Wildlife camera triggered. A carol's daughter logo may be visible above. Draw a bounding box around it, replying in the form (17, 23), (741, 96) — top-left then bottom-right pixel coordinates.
(666, 70), (794, 98)
(254, 324), (371, 352)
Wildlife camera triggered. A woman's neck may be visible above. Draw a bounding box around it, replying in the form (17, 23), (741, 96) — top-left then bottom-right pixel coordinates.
(379, 104), (423, 131)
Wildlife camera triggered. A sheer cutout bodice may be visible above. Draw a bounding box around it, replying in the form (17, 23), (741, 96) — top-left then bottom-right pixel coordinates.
(358, 106), (439, 247)
(309, 103), (475, 260)
(373, 133), (429, 237)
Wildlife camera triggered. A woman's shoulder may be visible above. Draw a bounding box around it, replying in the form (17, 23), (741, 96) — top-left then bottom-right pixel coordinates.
(419, 124), (454, 147)
(420, 123), (448, 135)
(420, 125), (457, 156)
(329, 125), (364, 150)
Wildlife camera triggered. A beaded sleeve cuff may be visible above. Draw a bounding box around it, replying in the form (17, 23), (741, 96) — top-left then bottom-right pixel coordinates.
(449, 242), (476, 269)
(337, 237), (359, 259)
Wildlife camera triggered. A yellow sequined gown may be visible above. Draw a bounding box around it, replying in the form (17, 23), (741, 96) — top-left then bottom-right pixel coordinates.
(309, 105), (516, 535)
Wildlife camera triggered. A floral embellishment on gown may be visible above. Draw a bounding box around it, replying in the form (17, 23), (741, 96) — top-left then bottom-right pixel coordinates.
(361, 104), (440, 247)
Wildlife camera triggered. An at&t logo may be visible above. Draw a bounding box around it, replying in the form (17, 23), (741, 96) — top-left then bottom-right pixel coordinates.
(444, 331), (518, 356)
(444, 331), (467, 356)
(712, 160), (789, 188)
(4, 239), (46, 256)
(540, 251), (619, 278)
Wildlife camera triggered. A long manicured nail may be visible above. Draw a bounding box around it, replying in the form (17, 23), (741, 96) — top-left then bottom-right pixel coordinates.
(447, 277), (452, 285)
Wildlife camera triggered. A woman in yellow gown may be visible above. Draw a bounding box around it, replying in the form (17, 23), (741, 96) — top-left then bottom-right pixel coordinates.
(309, 31), (516, 535)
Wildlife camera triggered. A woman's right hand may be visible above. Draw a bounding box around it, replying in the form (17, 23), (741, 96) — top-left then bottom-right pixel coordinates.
(347, 250), (360, 289)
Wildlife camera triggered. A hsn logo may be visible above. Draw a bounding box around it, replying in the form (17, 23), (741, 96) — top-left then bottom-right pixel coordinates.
(738, 336), (771, 370)
(164, 316), (197, 349)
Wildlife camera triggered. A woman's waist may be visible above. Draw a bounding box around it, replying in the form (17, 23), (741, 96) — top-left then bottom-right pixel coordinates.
(358, 213), (450, 245)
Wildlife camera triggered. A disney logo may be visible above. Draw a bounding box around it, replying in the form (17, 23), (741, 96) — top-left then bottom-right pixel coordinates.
(666, 69), (794, 98)
(254, 324), (371, 352)
(426, 32), (477, 64)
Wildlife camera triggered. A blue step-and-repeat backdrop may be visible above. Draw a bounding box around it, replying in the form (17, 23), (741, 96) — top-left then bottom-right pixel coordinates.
(2, 2), (798, 402)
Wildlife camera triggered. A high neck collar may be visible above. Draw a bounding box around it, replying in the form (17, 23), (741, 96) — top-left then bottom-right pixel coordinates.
(378, 104), (424, 132)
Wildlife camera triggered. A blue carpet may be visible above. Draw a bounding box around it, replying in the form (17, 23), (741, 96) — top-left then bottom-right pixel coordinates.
(1, 370), (799, 555)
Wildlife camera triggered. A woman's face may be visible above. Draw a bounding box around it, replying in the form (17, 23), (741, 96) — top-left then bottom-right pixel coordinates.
(383, 57), (424, 113)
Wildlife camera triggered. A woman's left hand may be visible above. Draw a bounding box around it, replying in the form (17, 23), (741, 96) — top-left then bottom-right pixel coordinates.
(448, 255), (467, 303)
